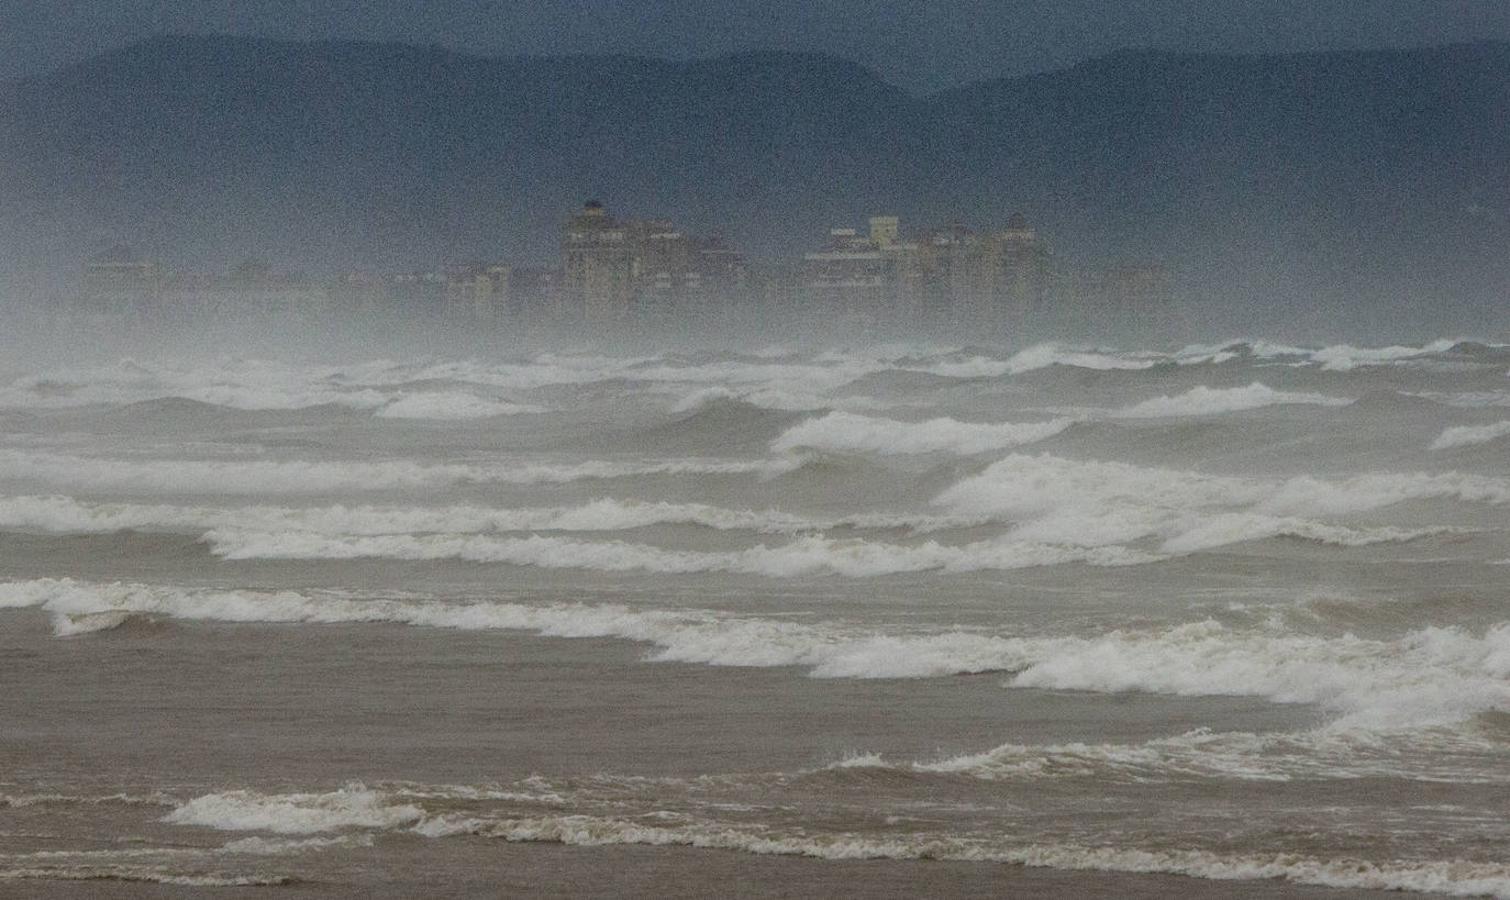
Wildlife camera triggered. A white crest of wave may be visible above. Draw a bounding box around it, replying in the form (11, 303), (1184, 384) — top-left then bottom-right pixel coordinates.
(374, 392), (543, 419)
(905, 725), (1507, 784)
(1112, 382), (1351, 418)
(0, 865), (290, 887)
(0, 358), (392, 411)
(1002, 619), (1510, 730)
(914, 343), (1159, 378)
(201, 530), (1156, 576)
(770, 411), (1073, 455)
(0, 494), (976, 539)
(0, 450), (799, 494)
(668, 385), (891, 413)
(412, 811), (1510, 896)
(1157, 514), (1443, 555)
(1431, 420), (1510, 451)
(1310, 338), (1459, 371)
(165, 785), (423, 834)
(8, 580), (1506, 729)
(934, 453), (1506, 552)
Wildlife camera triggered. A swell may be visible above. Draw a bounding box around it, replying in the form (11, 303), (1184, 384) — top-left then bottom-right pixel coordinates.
(149, 781), (1510, 896)
(7, 579), (1507, 730)
(0, 450), (803, 494)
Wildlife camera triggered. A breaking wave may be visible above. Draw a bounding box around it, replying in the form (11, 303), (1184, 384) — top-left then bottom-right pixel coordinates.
(7, 580), (1506, 729)
(200, 530), (1157, 576)
(1432, 420), (1510, 451)
(156, 778), (1510, 897)
(934, 453), (1510, 542)
(373, 392), (543, 419)
(0, 450), (801, 494)
(770, 411), (1074, 455)
(0, 494), (970, 537)
(1111, 383), (1351, 418)
(165, 786), (424, 834)
(415, 814), (1510, 896)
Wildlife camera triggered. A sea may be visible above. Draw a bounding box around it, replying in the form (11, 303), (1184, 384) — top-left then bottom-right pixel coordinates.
(1, 337), (1507, 897)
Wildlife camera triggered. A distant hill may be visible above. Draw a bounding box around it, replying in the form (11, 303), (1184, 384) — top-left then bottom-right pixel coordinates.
(2, 34), (1507, 321)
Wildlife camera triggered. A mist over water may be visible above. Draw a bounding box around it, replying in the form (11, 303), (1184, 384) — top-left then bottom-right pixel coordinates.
(2, 330), (1509, 896)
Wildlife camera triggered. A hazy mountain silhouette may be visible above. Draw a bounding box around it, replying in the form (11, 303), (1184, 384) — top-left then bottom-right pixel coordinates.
(2, 34), (1507, 315)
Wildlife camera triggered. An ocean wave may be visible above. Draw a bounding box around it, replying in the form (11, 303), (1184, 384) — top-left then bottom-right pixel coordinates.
(1157, 513), (1446, 554)
(668, 385), (890, 414)
(0, 495), (979, 539)
(0, 450), (801, 494)
(200, 530), (1157, 576)
(771, 411), (1073, 455)
(1111, 383), (1351, 418)
(912, 343), (1160, 378)
(1311, 339), (1460, 372)
(0, 865), (290, 887)
(1432, 421), (1510, 451)
(935, 454), (1509, 550)
(900, 725), (1508, 784)
(165, 785), (423, 834)
(407, 812), (1510, 895)
(0, 791), (177, 809)
(374, 392), (543, 419)
(7, 580), (1506, 729)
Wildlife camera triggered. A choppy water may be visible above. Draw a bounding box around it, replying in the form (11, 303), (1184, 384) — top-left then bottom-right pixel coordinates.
(1, 338), (1508, 896)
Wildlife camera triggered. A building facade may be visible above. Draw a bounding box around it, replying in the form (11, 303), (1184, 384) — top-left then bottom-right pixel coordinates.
(559, 200), (747, 328)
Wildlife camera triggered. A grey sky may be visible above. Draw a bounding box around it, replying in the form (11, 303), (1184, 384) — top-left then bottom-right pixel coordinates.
(4, 0), (1509, 91)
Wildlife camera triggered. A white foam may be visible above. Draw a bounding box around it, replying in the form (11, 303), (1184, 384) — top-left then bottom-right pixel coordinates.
(201, 530), (1157, 576)
(1112, 383), (1351, 418)
(0, 865), (289, 887)
(0, 450), (799, 494)
(1158, 513), (1444, 555)
(668, 385), (890, 413)
(1003, 619), (1510, 730)
(0, 494), (975, 539)
(934, 453), (1507, 552)
(8, 580), (1506, 729)
(164, 785), (423, 834)
(1432, 420), (1510, 451)
(911, 725), (1506, 784)
(375, 392), (542, 419)
(771, 411), (1073, 455)
(417, 812), (1510, 896)
(1310, 338), (1459, 371)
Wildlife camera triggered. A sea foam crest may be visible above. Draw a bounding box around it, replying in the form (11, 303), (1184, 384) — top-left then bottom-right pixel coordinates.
(0, 450), (799, 494)
(199, 530), (1156, 577)
(1431, 420), (1510, 451)
(6, 580), (1506, 729)
(934, 453), (1508, 551)
(373, 392), (543, 419)
(1111, 382), (1351, 418)
(414, 811), (1510, 896)
(903, 725), (1509, 784)
(770, 411), (1073, 455)
(165, 785), (423, 835)
(1310, 338), (1460, 371)
(0, 495), (979, 539)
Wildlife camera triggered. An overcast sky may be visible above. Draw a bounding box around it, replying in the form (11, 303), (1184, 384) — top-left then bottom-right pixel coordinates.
(5, 0), (1510, 91)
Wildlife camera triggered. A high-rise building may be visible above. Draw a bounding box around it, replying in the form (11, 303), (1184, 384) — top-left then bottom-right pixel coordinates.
(798, 217), (918, 330)
(561, 200), (636, 324)
(446, 264), (512, 322)
(560, 201), (746, 328)
(981, 213), (1055, 329)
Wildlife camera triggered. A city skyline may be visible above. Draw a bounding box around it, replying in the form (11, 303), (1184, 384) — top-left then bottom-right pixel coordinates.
(67, 198), (1171, 341)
